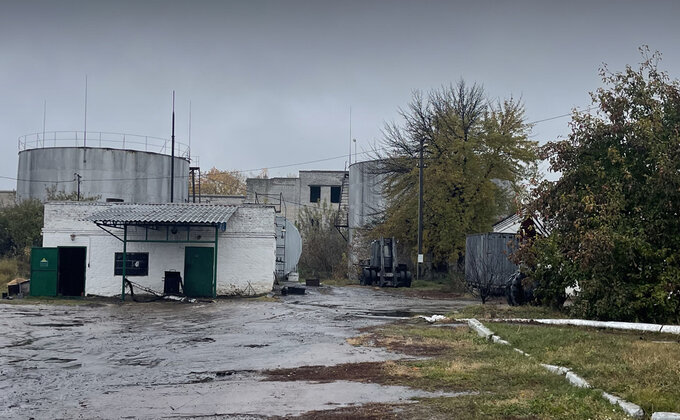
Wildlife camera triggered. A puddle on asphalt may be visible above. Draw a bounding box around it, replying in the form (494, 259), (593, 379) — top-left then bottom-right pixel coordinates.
(358, 309), (452, 319)
(0, 286), (475, 419)
(363, 310), (415, 318)
(63, 379), (472, 418)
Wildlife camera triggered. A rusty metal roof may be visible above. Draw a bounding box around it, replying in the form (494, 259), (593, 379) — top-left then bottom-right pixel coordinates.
(85, 203), (238, 225)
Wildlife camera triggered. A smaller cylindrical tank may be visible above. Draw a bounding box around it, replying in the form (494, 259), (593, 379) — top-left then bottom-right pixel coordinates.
(275, 215), (302, 277)
(348, 159), (387, 240)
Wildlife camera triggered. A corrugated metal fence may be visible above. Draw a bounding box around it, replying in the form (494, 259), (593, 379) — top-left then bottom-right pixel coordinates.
(465, 233), (519, 294)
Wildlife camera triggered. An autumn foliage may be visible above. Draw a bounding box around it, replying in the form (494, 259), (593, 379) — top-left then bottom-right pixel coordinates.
(194, 167), (246, 196)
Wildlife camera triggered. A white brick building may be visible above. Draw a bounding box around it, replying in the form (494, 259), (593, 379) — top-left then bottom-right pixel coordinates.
(37, 202), (276, 298)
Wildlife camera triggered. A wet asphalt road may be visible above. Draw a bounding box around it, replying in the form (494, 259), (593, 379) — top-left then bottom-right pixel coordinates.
(0, 285), (473, 419)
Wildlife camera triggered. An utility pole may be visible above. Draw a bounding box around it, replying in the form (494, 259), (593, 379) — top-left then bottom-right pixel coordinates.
(170, 91), (175, 203)
(417, 137), (424, 280)
(74, 173), (82, 201)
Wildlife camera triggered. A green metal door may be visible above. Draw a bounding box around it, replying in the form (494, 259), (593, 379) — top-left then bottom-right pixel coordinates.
(30, 247), (58, 297)
(184, 247), (214, 297)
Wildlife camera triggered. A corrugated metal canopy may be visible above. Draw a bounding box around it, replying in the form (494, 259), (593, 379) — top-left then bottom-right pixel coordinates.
(86, 203), (238, 225)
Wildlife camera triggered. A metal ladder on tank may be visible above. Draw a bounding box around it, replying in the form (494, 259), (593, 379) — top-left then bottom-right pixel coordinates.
(334, 171), (350, 241)
(275, 215), (286, 281)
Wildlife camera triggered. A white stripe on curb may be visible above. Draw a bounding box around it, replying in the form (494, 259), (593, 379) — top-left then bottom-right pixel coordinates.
(602, 392), (645, 419)
(652, 413), (680, 420)
(490, 318), (680, 335)
(466, 318), (493, 339)
(468, 318), (646, 418)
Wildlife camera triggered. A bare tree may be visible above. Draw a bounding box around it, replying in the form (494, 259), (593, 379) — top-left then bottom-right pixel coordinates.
(465, 249), (509, 304)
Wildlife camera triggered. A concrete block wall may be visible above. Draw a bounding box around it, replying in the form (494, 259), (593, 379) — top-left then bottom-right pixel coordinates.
(0, 190), (16, 207)
(246, 177), (299, 221)
(299, 170), (346, 207)
(42, 202), (275, 297)
(246, 171), (347, 223)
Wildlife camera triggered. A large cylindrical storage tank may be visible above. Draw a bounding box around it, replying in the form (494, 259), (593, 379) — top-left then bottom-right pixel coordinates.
(348, 159), (387, 242)
(17, 132), (189, 203)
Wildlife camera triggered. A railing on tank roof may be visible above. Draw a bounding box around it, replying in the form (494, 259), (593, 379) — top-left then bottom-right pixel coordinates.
(18, 131), (191, 159)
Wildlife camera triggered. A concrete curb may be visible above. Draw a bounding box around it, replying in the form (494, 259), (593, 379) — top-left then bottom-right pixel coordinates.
(466, 318), (493, 339)
(652, 413), (680, 420)
(541, 364), (570, 375)
(465, 319), (510, 345)
(602, 392), (645, 419)
(491, 318), (680, 335)
(469, 318), (645, 418)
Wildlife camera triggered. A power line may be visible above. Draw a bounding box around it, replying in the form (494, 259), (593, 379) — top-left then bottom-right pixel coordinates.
(528, 106), (597, 125)
(1, 106), (592, 185)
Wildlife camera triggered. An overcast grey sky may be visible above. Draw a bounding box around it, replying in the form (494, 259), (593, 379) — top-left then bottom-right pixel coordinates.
(1, 0), (679, 190)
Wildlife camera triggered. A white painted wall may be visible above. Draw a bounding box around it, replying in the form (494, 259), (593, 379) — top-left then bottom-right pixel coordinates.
(42, 202), (276, 297)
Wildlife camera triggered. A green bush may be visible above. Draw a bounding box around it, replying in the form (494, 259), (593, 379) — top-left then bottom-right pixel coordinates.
(519, 49), (680, 323)
(0, 199), (44, 257)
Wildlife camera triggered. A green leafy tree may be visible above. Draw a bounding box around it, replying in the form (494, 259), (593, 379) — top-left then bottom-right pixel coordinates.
(0, 199), (45, 281)
(519, 48), (680, 322)
(376, 81), (537, 267)
(0, 199), (44, 257)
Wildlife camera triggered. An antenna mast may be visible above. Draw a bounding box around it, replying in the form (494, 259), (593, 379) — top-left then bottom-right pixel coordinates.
(348, 106), (352, 166)
(84, 75), (88, 148)
(188, 100), (192, 162)
(170, 91), (175, 203)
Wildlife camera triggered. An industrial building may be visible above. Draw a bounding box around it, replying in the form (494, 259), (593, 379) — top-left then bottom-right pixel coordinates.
(33, 202), (277, 298)
(246, 170), (348, 223)
(243, 163), (389, 274)
(16, 131), (189, 203)
(0, 190), (16, 207)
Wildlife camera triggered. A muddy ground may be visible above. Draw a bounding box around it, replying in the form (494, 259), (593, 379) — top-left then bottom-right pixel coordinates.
(0, 285), (473, 419)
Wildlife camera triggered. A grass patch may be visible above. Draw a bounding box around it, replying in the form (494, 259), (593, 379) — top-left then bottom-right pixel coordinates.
(410, 278), (459, 291)
(454, 303), (567, 320)
(350, 322), (629, 419)
(487, 322), (680, 414)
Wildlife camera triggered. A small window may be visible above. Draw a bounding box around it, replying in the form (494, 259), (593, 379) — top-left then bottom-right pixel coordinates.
(114, 253), (149, 276)
(330, 186), (341, 203)
(309, 186), (321, 203)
